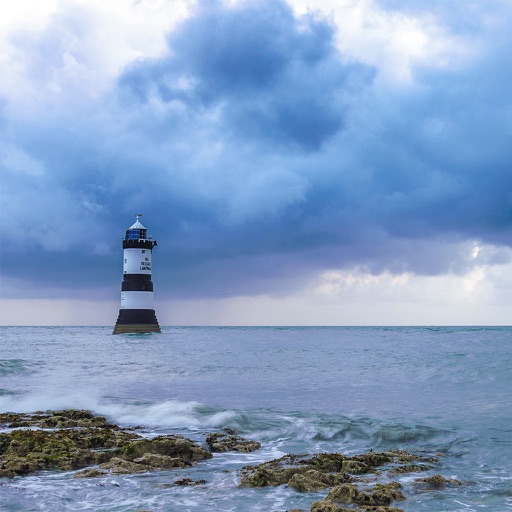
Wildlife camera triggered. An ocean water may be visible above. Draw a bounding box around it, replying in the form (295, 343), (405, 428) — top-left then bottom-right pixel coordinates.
(0, 326), (511, 511)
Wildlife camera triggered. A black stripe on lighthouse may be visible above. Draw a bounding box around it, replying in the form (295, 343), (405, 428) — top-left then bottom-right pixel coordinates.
(121, 275), (154, 292)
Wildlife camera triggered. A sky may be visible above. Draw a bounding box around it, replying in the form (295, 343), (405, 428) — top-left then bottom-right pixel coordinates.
(0, 0), (511, 326)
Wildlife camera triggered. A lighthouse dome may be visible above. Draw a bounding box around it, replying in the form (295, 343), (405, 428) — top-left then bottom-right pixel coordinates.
(125, 214), (148, 240)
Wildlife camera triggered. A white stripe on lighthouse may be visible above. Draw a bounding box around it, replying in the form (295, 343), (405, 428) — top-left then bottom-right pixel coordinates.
(123, 248), (152, 275)
(121, 291), (154, 309)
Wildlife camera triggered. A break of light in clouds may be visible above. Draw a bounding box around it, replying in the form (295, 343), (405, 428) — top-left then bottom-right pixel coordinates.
(0, 0), (511, 325)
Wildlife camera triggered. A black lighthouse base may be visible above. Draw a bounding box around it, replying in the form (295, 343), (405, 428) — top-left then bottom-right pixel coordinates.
(113, 309), (161, 334)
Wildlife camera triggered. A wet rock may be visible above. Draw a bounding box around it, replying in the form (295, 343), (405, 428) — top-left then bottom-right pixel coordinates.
(387, 464), (433, 475)
(239, 450), (421, 490)
(326, 482), (405, 507)
(241, 451), (413, 511)
(0, 410), (116, 430)
(325, 483), (361, 504)
(312, 500), (405, 512)
(240, 454), (311, 487)
(133, 453), (185, 469)
(100, 457), (148, 474)
(310, 502), (341, 512)
(414, 473), (463, 488)
(307, 453), (347, 473)
(288, 469), (351, 492)
(340, 460), (368, 474)
(288, 470), (331, 492)
(74, 468), (108, 478)
(205, 432), (261, 453)
(174, 477), (207, 486)
(386, 450), (438, 464)
(0, 410), (212, 478)
(122, 435), (212, 464)
(0, 428), (111, 477)
(359, 509), (404, 512)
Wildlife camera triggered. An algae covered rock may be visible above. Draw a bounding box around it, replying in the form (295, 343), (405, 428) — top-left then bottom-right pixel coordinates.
(100, 457), (149, 474)
(388, 463), (433, 475)
(239, 450), (415, 491)
(122, 435), (212, 464)
(0, 428), (112, 477)
(325, 483), (361, 504)
(310, 502), (341, 512)
(205, 432), (261, 453)
(241, 450), (440, 512)
(173, 477), (207, 486)
(0, 410), (115, 430)
(240, 454), (311, 487)
(322, 481), (405, 507)
(133, 453), (184, 469)
(0, 410), (212, 478)
(288, 469), (351, 492)
(74, 468), (108, 478)
(414, 473), (463, 488)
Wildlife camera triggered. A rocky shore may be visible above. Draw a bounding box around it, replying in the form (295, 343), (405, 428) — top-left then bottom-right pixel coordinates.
(0, 410), (464, 512)
(240, 450), (463, 511)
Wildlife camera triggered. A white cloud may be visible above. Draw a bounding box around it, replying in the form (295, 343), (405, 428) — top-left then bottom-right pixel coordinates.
(288, 0), (475, 85)
(0, 0), (191, 106)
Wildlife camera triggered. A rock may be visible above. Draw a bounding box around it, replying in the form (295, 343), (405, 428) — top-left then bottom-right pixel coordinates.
(0, 410), (116, 430)
(205, 432), (261, 453)
(388, 464), (433, 475)
(310, 502), (341, 512)
(307, 453), (347, 473)
(240, 454), (311, 487)
(288, 470), (331, 492)
(74, 468), (108, 478)
(100, 457), (148, 474)
(415, 473), (463, 488)
(365, 482), (406, 506)
(122, 435), (211, 463)
(326, 482), (405, 507)
(0, 428), (111, 477)
(288, 469), (351, 492)
(0, 410), (212, 478)
(133, 453), (184, 469)
(326, 483), (361, 504)
(242, 450), (430, 490)
(340, 460), (368, 475)
(173, 477), (207, 486)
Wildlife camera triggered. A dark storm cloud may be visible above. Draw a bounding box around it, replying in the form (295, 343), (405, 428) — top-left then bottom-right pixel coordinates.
(120, 0), (365, 150)
(1, 0), (511, 300)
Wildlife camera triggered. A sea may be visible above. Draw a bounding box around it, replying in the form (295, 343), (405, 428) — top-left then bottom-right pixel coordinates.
(0, 326), (511, 511)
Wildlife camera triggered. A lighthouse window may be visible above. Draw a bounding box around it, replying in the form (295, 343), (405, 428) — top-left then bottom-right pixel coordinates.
(127, 229), (140, 240)
(142, 250), (146, 254)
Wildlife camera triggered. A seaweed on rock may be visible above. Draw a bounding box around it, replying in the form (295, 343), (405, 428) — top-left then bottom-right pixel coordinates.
(0, 410), (216, 478)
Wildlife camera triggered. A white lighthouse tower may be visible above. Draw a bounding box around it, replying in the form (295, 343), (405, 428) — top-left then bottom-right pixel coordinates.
(113, 214), (161, 334)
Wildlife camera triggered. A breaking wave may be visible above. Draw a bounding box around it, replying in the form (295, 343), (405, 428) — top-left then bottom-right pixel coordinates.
(98, 400), (238, 429)
(219, 409), (461, 454)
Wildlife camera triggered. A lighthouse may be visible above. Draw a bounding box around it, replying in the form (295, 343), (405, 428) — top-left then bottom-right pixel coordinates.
(113, 214), (161, 334)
